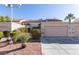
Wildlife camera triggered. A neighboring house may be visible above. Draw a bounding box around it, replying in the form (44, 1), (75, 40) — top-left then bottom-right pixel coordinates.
(0, 22), (25, 31)
(0, 22), (11, 31)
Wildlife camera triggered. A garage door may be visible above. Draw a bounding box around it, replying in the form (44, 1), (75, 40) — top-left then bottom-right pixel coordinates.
(44, 26), (68, 36)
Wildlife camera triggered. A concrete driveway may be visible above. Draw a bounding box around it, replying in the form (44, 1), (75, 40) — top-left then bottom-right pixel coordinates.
(41, 36), (79, 55)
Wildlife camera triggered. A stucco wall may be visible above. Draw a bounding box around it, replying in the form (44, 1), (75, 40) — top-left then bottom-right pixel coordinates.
(0, 22), (11, 31)
(0, 22), (25, 32)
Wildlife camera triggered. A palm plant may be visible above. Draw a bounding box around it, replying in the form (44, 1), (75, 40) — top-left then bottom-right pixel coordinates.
(17, 33), (31, 48)
(64, 13), (75, 24)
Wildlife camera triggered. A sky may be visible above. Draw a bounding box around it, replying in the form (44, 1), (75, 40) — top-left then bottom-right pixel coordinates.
(0, 4), (79, 20)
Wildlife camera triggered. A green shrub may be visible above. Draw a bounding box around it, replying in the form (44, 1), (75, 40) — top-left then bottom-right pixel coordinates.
(3, 31), (10, 37)
(31, 29), (40, 39)
(17, 33), (31, 43)
(0, 32), (3, 39)
(17, 27), (26, 33)
(17, 33), (31, 48)
(10, 32), (20, 43)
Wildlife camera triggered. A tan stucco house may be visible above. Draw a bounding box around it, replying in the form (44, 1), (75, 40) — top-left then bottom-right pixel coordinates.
(41, 19), (79, 37)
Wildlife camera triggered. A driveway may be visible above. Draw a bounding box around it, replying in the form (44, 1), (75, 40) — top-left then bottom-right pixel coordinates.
(41, 36), (79, 55)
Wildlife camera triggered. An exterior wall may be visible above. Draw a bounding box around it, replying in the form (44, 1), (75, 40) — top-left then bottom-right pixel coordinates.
(0, 22), (11, 31)
(41, 21), (79, 37)
(0, 22), (25, 32)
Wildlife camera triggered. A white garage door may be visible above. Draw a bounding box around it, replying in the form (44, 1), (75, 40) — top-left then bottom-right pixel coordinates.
(44, 26), (68, 36)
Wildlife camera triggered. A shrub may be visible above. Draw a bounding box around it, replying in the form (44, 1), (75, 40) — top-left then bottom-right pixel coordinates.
(17, 33), (31, 48)
(17, 33), (31, 43)
(31, 29), (40, 39)
(0, 32), (3, 39)
(3, 31), (10, 37)
(10, 32), (20, 43)
(17, 27), (26, 33)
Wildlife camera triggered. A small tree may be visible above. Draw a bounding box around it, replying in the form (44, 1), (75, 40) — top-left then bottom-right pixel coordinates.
(64, 13), (75, 24)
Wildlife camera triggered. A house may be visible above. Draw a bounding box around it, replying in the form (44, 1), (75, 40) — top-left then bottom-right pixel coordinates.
(41, 19), (79, 37)
(1, 18), (79, 37)
(21, 18), (65, 33)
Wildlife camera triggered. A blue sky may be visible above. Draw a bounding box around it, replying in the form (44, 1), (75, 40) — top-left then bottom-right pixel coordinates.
(0, 4), (11, 17)
(0, 4), (79, 20)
